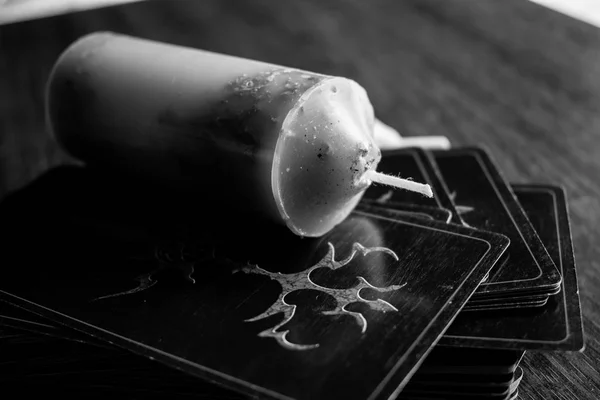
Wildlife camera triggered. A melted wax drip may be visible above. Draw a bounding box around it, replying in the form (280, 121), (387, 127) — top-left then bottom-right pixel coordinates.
(236, 242), (405, 351)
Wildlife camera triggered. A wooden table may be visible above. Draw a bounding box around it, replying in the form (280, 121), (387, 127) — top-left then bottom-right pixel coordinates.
(1, 0), (599, 398)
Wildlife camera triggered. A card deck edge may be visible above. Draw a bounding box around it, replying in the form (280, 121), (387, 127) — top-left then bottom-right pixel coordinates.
(431, 147), (562, 294)
(439, 183), (583, 350)
(512, 183), (585, 351)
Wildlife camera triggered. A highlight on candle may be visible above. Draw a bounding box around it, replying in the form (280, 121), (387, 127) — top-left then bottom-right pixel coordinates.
(365, 170), (434, 198)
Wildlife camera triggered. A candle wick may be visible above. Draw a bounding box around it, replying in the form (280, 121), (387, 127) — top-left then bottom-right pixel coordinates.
(366, 170), (433, 198)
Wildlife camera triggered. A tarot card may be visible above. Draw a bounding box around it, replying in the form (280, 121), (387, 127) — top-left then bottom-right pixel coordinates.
(0, 315), (66, 338)
(404, 369), (517, 393)
(0, 301), (51, 325)
(399, 383), (515, 400)
(0, 338), (227, 398)
(465, 294), (548, 307)
(357, 201), (452, 223)
(0, 300), (109, 346)
(409, 371), (515, 388)
(363, 148), (461, 223)
(431, 148), (561, 297)
(402, 386), (511, 398)
(439, 184), (584, 351)
(462, 284), (559, 312)
(0, 166), (509, 400)
(0, 326), (45, 342)
(462, 298), (548, 311)
(416, 348), (524, 375)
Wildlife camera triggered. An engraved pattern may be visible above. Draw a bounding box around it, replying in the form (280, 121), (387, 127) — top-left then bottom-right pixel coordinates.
(92, 245), (196, 301)
(374, 189), (394, 203)
(236, 242), (404, 350)
(450, 191), (475, 216)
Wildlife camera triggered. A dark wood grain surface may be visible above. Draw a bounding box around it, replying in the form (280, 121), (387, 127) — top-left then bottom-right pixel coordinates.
(0, 0), (599, 398)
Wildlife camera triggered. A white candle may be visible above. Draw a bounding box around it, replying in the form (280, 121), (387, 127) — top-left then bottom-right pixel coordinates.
(46, 32), (431, 237)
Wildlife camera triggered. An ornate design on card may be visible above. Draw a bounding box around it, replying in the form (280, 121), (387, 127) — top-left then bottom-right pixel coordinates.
(236, 242), (404, 351)
(92, 244), (197, 301)
(450, 191), (475, 216)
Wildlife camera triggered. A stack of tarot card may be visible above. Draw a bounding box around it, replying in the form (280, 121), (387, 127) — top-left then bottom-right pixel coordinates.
(0, 147), (583, 399)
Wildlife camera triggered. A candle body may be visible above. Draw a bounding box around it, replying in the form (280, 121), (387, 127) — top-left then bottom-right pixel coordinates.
(46, 32), (381, 237)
